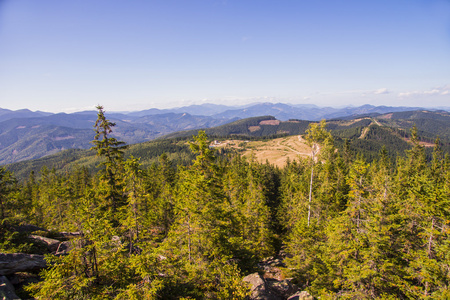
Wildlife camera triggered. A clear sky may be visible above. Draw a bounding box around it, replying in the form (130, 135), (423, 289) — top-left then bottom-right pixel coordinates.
(1, 0), (449, 112)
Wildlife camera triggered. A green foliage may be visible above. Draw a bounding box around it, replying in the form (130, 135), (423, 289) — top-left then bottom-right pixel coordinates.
(0, 166), (17, 220)
(0, 221), (48, 254)
(5, 139), (193, 183)
(7, 111), (450, 181)
(278, 128), (450, 299)
(91, 105), (127, 166)
(222, 155), (276, 270)
(304, 120), (334, 226)
(5, 113), (450, 299)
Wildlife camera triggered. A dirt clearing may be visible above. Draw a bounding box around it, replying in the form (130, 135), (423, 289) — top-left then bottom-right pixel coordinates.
(211, 135), (312, 167)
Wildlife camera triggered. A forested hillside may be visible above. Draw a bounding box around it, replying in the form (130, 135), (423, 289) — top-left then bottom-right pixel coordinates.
(1, 104), (446, 165)
(165, 111), (450, 163)
(5, 138), (194, 182)
(1, 107), (450, 299)
(5, 110), (450, 182)
(0, 111), (233, 165)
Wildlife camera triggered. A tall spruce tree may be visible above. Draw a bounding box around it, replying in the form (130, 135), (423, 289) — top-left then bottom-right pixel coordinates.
(158, 131), (249, 298)
(0, 167), (17, 221)
(222, 155), (274, 270)
(91, 105), (127, 218)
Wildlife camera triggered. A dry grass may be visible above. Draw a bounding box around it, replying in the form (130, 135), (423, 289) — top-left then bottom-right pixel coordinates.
(212, 135), (312, 167)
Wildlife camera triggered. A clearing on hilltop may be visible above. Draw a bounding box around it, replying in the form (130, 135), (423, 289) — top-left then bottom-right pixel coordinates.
(211, 135), (312, 167)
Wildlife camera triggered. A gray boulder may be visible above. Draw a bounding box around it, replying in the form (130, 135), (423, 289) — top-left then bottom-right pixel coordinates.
(0, 253), (47, 275)
(243, 273), (282, 300)
(0, 276), (21, 300)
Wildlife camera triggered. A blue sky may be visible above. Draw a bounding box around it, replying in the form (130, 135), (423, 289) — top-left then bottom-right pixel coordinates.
(0, 0), (449, 112)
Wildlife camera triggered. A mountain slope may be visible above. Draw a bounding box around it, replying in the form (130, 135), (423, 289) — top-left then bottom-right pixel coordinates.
(5, 138), (194, 181)
(1, 104), (448, 165)
(0, 111), (233, 165)
(375, 110), (450, 140)
(212, 103), (427, 121)
(5, 111), (450, 181)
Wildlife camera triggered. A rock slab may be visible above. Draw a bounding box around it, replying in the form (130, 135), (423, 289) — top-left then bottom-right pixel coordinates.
(0, 253), (47, 275)
(30, 235), (61, 252)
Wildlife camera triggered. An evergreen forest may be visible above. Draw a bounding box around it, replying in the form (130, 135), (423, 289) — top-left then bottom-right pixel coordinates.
(1, 106), (450, 299)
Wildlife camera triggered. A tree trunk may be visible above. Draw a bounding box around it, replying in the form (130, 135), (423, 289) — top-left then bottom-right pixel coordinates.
(187, 215), (192, 262)
(308, 149), (315, 227)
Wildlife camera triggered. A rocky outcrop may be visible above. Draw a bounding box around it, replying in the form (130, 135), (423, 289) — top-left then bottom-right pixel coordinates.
(243, 272), (282, 300)
(243, 250), (317, 300)
(30, 235), (61, 252)
(0, 254), (47, 276)
(267, 279), (297, 299)
(287, 291), (314, 300)
(0, 275), (21, 300)
(0, 227), (79, 296)
(244, 272), (299, 300)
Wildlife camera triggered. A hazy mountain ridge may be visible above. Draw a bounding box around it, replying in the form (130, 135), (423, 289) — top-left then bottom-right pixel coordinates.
(323, 104), (424, 120)
(210, 103), (428, 121)
(0, 103), (447, 165)
(0, 108), (52, 122)
(127, 103), (236, 117)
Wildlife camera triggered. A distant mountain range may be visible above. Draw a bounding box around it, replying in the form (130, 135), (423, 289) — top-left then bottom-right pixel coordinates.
(5, 108), (450, 181)
(0, 103), (448, 165)
(115, 103), (429, 120)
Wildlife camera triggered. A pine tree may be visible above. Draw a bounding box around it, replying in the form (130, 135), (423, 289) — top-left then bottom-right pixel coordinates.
(392, 125), (450, 297)
(13, 170), (36, 223)
(362, 148), (408, 297)
(222, 155), (274, 270)
(0, 167), (17, 221)
(144, 154), (176, 238)
(120, 156), (149, 253)
(304, 119), (333, 226)
(157, 131), (249, 298)
(278, 159), (310, 233)
(91, 105), (127, 219)
(279, 157), (329, 293)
